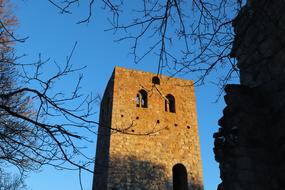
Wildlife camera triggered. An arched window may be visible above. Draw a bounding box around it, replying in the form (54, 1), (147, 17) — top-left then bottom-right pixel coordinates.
(173, 163), (188, 190)
(136, 89), (148, 108)
(165, 94), (175, 113)
(152, 76), (160, 85)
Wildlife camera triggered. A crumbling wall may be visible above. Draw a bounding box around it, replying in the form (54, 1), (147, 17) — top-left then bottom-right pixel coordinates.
(231, 0), (285, 87)
(214, 0), (285, 189)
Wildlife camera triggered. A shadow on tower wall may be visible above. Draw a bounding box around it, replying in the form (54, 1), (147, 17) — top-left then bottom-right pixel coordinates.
(93, 154), (203, 190)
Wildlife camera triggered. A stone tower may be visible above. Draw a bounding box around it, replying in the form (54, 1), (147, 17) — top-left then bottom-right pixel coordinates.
(92, 67), (203, 190)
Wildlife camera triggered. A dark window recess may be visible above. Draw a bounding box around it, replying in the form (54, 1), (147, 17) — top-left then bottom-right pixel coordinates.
(136, 94), (140, 107)
(131, 129), (135, 132)
(173, 163), (188, 190)
(136, 116), (139, 120)
(157, 120), (160, 124)
(152, 76), (160, 85)
(174, 123), (178, 127)
(121, 114), (124, 117)
(187, 126), (190, 129)
(165, 94), (176, 113)
(136, 89), (148, 108)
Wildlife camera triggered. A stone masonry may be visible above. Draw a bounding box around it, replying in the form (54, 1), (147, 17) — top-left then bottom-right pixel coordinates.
(214, 1), (285, 190)
(92, 67), (203, 190)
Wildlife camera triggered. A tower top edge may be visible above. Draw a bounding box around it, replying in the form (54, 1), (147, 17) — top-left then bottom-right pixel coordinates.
(113, 66), (194, 84)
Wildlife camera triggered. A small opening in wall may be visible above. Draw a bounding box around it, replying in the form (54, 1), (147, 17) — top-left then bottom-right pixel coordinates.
(157, 120), (160, 124)
(136, 94), (140, 107)
(187, 126), (190, 129)
(121, 114), (124, 117)
(152, 76), (160, 85)
(139, 89), (148, 108)
(136, 116), (139, 120)
(174, 123), (178, 127)
(165, 94), (176, 113)
(131, 129), (135, 132)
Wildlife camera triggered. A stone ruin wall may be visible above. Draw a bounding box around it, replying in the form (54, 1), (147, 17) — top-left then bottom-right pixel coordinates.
(214, 0), (285, 189)
(93, 67), (203, 190)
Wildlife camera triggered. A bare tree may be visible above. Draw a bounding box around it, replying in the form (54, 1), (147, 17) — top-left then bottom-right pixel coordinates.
(0, 1), (258, 190)
(0, 0), (169, 179)
(0, 169), (27, 190)
(0, 0), (101, 177)
(48, 0), (245, 89)
(0, 53), (100, 173)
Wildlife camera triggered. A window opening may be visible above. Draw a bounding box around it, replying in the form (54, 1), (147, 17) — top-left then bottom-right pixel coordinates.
(173, 163), (188, 190)
(152, 76), (160, 85)
(165, 94), (176, 113)
(142, 98), (145, 107)
(136, 89), (148, 108)
(136, 94), (140, 107)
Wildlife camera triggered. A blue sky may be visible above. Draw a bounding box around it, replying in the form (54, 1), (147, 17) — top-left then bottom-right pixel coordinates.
(9, 1), (236, 189)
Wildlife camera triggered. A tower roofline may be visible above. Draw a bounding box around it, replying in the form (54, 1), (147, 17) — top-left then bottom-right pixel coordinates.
(113, 66), (195, 85)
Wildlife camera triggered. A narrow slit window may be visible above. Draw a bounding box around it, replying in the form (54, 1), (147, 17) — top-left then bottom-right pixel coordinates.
(165, 94), (175, 113)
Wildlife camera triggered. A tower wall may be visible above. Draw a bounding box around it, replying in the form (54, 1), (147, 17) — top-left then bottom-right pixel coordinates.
(92, 74), (114, 190)
(93, 67), (203, 190)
